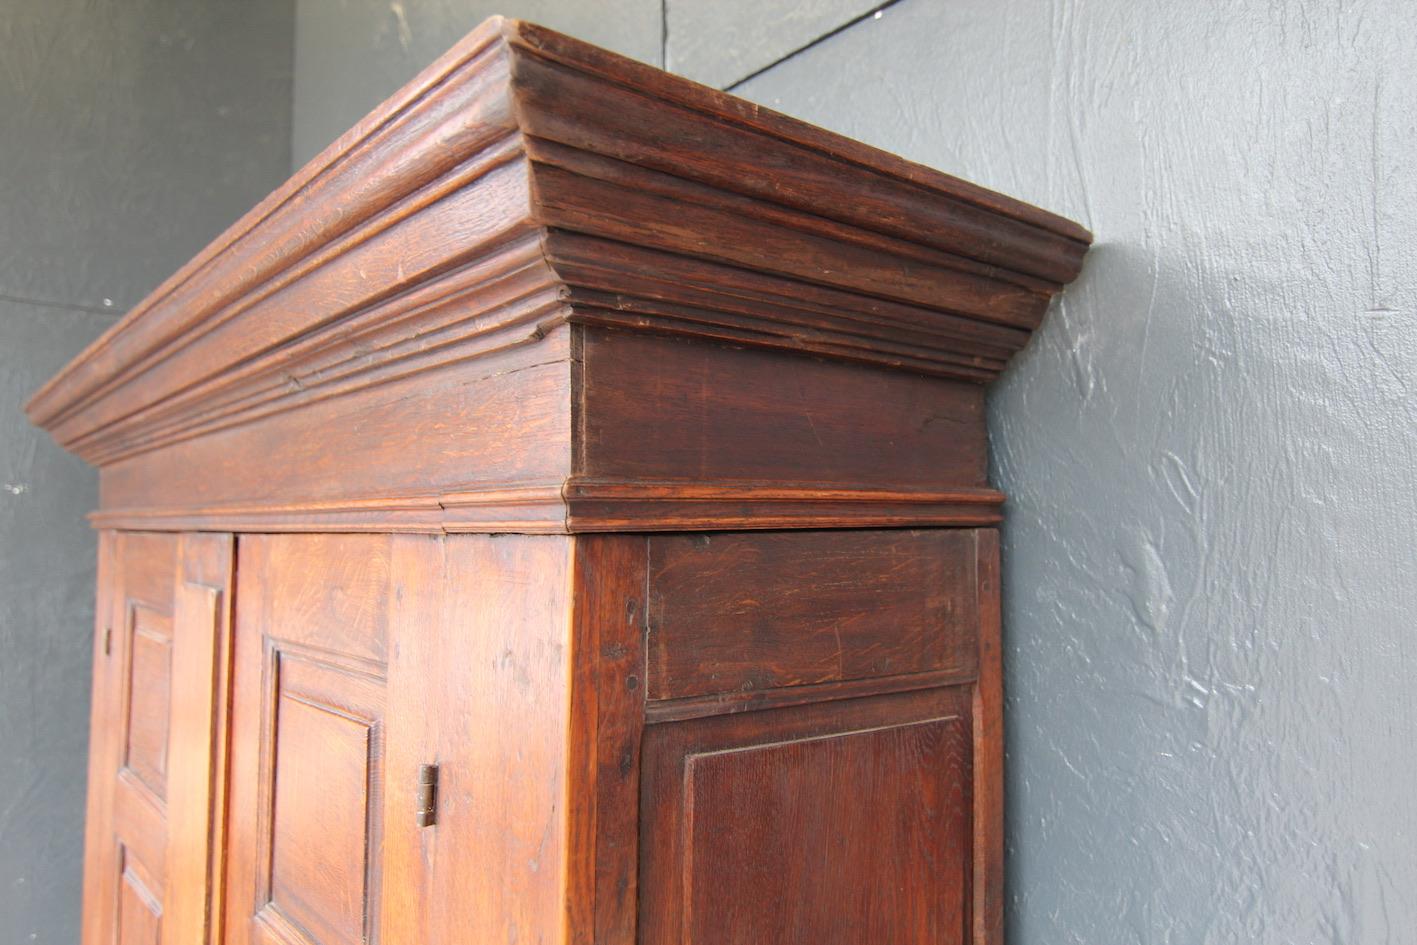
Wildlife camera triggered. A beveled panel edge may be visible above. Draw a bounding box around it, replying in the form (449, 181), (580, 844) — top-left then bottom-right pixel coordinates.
(643, 669), (978, 725)
(86, 478), (1004, 534)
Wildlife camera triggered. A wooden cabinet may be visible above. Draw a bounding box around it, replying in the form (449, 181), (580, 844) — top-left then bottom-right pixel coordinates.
(30, 18), (1087, 945)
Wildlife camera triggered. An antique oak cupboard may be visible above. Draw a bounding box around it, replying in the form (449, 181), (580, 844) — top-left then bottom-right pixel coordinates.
(28, 18), (1089, 945)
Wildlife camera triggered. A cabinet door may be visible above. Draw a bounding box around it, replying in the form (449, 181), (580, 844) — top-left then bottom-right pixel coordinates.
(81, 532), (235, 945)
(222, 535), (397, 945)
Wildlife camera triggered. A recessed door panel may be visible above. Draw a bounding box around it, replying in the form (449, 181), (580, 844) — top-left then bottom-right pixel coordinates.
(123, 606), (172, 800)
(116, 849), (162, 945)
(225, 534), (393, 945)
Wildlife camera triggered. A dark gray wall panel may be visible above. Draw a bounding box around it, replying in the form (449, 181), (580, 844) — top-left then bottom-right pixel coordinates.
(0, 0), (295, 312)
(0, 302), (111, 944)
(291, 0), (663, 169)
(665, 0), (883, 88)
(735, 1), (1417, 942)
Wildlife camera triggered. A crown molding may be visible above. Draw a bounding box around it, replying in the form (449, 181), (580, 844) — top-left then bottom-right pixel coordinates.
(29, 18), (1086, 458)
(31, 18), (1088, 532)
(87, 479), (1005, 535)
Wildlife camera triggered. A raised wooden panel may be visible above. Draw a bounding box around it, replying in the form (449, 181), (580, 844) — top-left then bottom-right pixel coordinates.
(268, 668), (382, 945)
(647, 530), (979, 702)
(226, 534), (392, 945)
(82, 532), (235, 945)
(82, 533), (176, 945)
(685, 719), (971, 944)
(640, 687), (972, 945)
(123, 606), (172, 799)
(117, 850), (162, 945)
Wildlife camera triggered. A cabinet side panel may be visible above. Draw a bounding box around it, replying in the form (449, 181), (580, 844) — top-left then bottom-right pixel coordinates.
(684, 718), (970, 944)
(381, 534), (576, 945)
(646, 529), (978, 701)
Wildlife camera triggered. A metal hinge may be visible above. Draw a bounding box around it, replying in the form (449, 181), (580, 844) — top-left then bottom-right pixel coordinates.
(416, 764), (439, 827)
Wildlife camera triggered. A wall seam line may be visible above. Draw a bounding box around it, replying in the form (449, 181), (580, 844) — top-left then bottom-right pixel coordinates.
(723, 0), (909, 91)
(0, 292), (123, 318)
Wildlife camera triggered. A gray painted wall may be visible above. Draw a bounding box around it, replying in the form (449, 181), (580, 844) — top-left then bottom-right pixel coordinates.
(665, 0), (881, 88)
(0, 2), (294, 940)
(290, 0), (664, 169)
(733, 2), (1417, 943)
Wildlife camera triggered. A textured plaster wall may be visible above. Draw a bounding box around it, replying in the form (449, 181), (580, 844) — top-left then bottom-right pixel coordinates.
(732, 1), (1417, 942)
(0, 2), (294, 940)
(664, 0), (882, 88)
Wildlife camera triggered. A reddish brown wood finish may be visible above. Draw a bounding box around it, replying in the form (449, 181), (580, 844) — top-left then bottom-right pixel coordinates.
(639, 687), (974, 945)
(33, 17), (1088, 945)
(27, 17), (1085, 536)
(223, 534), (394, 945)
(379, 534), (578, 943)
(645, 529), (979, 701)
(81, 532), (235, 945)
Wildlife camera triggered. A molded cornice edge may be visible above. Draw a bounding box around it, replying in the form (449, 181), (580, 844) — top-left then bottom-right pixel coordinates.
(30, 18), (1088, 533)
(28, 17), (1088, 462)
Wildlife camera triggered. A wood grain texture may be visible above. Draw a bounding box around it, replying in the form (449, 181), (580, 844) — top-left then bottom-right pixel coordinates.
(97, 535), (179, 945)
(29, 18), (1087, 535)
(646, 530), (979, 700)
(578, 329), (988, 490)
(80, 532), (118, 945)
(682, 719), (970, 944)
(81, 532), (236, 945)
(163, 533), (235, 945)
(973, 529), (1004, 945)
(223, 534), (393, 945)
(639, 687), (972, 945)
(566, 536), (649, 945)
(379, 534), (576, 944)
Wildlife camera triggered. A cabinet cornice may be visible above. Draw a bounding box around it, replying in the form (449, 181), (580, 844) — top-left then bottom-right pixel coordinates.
(29, 17), (1088, 533)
